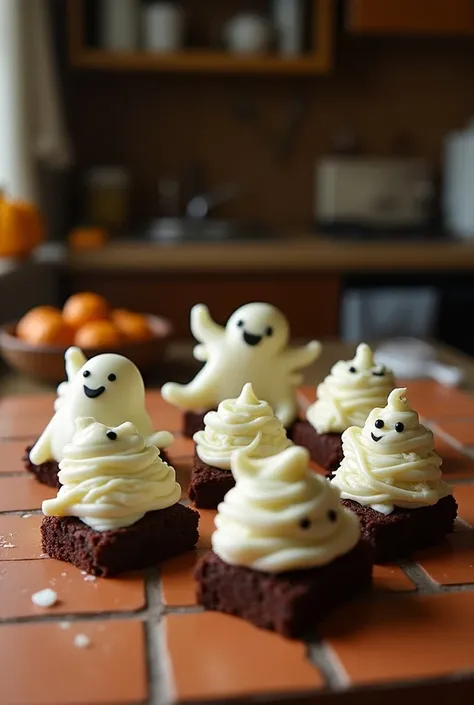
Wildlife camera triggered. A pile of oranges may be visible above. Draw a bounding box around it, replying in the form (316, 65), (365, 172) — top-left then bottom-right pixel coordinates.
(16, 293), (154, 349)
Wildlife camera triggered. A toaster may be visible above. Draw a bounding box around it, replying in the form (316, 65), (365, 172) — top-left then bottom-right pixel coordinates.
(315, 157), (433, 231)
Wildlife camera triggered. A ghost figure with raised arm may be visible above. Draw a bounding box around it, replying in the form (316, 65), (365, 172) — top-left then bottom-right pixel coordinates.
(161, 303), (321, 428)
(30, 349), (174, 465)
(54, 347), (87, 411)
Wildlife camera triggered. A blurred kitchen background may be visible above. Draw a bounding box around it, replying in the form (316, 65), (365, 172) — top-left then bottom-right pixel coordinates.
(2, 0), (474, 357)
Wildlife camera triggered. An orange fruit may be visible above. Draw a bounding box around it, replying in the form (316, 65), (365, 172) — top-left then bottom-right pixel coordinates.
(63, 292), (110, 330)
(112, 308), (152, 342)
(16, 305), (62, 340)
(17, 309), (74, 347)
(74, 320), (122, 349)
(68, 227), (109, 251)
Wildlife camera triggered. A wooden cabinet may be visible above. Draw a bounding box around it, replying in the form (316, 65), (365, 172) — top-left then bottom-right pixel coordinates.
(65, 270), (341, 338)
(347, 0), (474, 35)
(68, 0), (334, 75)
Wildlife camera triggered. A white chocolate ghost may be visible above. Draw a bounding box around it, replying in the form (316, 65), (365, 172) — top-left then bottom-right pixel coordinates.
(332, 388), (451, 515)
(307, 343), (395, 434)
(161, 303), (321, 428)
(30, 348), (174, 465)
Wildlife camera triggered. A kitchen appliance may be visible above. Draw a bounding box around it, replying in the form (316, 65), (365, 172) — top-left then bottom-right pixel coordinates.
(443, 119), (474, 238)
(315, 157), (433, 232)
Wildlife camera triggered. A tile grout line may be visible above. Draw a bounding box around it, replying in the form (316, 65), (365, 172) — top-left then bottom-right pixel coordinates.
(308, 642), (350, 691)
(144, 568), (169, 705)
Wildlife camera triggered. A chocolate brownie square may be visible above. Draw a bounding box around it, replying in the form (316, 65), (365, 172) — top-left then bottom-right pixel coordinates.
(41, 503), (199, 577)
(291, 420), (342, 475)
(23, 446), (60, 489)
(188, 455), (235, 508)
(183, 411), (209, 438)
(342, 494), (458, 563)
(196, 542), (373, 638)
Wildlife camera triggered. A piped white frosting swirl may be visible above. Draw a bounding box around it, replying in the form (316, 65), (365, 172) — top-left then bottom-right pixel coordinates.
(212, 441), (360, 572)
(194, 383), (291, 470)
(331, 388), (451, 515)
(307, 344), (395, 434)
(42, 417), (181, 531)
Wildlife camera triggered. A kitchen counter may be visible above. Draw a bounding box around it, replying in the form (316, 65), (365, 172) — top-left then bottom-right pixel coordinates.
(64, 234), (474, 273)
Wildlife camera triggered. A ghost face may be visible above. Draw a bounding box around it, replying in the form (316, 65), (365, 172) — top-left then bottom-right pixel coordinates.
(71, 353), (145, 414)
(330, 357), (387, 386)
(226, 303), (289, 354)
(362, 404), (421, 450)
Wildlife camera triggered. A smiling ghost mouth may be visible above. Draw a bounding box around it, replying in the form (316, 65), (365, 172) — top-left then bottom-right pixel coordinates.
(243, 331), (263, 346)
(83, 385), (106, 399)
(371, 433), (382, 442)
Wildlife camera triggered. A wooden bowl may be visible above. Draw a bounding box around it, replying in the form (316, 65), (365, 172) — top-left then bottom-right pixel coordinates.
(0, 315), (173, 385)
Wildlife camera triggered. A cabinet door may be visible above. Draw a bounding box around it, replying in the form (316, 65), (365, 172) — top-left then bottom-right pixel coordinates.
(347, 0), (474, 35)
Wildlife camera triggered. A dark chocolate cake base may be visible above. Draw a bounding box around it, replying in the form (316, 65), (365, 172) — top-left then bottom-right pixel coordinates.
(291, 420), (342, 475)
(188, 455), (235, 508)
(183, 410), (210, 438)
(196, 542), (373, 638)
(41, 503), (199, 577)
(342, 494), (458, 563)
(23, 446), (60, 488)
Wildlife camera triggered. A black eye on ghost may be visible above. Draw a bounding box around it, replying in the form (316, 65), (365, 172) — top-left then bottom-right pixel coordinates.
(349, 366), (356, 373)
(83, 370), (90, 378)
(106, 431), (117, 440)
(372, 419), (405, 437)
(237, 320), (244, 328)
(108, 374), (116, 382)
(300, 511), (337, 530)
(372, 366), (385, 377)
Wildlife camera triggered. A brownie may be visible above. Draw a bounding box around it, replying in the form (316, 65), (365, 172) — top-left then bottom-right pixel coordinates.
(196, 542), (373, 639)
(342, 494), (458, 563)
(183, 410), (210, 438)
(23, 446), (60, 489)
(41, 503), (199, 577)
(188, 454), (235, 508)
(291, 420), (342, 475)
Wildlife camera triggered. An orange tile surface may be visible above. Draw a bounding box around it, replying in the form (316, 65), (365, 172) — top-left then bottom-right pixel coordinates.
(373, 564), (415, 592)
(323, 591), (474, 685)
(0, 515), (44, 560)
(148, 390), (182, 431)
(0, 388), (474, 703)
(196, 509), (217, 549)
(166, 612), (323, 702)
(0, 439), (34, 473)
(174, 460), (192, 499)
(167, 434), (194, 460)
(161, 550), (207, 607)
(0, 475), (56, 511)
(454, 484), (474, 526)
(416, 530), (474, 585)
(397, 379), (474, 419)
(434, 437), (474, 479)
(0, 559), (146, 618)
(297, 386), (316, 406)
(0, 620), (147, 705)
(434, 419), (474, 446)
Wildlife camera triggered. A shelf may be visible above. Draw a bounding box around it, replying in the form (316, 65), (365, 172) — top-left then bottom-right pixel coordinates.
(71, 49), (330, 75)
(68, 0), (334, 76)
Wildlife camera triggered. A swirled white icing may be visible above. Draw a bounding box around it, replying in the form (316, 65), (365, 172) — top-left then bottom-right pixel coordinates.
(212, 441), (360, 572)
(194, 383), (291, 470)
(42, 417), (181, 531)
(307, 343), (395, 434)
(331, 388), (451, 515)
